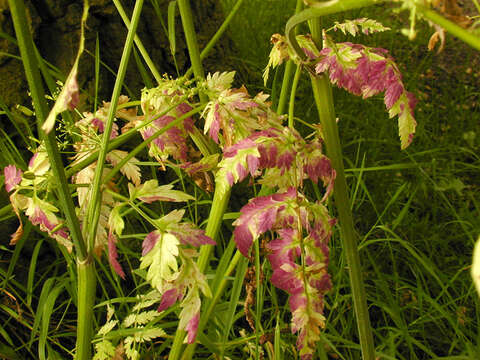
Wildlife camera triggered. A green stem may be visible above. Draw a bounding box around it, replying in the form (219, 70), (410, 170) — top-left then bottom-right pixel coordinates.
(86, 0), (144, 253)
(75, 260), (96, 360)
(112, 0), (163, 84)
(168, 187), (231, 360)
(287, 65), (302, 128)
(286, 0), (387, 60)
(9, 2), (96, 358)
(306, 9), (375, 358)
(177, 0), (204, 82)
(170, 2), (233, 358)
(7, 0), (87, 259)
(276, 60), (295, 115)
(276, 0), (303, 115)
(310, 74), (375, 360)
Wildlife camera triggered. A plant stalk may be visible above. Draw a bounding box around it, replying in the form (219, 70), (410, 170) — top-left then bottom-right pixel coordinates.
(9, 1), (96, 358)
(310, 74), (375, 360)
(75, 260), (96, 360)
(170, 1), (234, 358)
(7, 0), (86, 260)
(177, 0), (204, 83)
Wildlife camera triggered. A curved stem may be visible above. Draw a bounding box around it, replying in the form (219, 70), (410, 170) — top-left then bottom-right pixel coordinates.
(276, 0), (303, 115)
(286, 0), (387, 60)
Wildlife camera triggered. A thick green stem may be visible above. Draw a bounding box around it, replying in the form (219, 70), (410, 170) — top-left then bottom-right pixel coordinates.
(75, 260), (96, 360)
(310, 74), (375, 359)
(8, 0), (86, 260)
(9, 1), (96, 358)
(305, 9), (375, 358)
(86, 0), (144, 252)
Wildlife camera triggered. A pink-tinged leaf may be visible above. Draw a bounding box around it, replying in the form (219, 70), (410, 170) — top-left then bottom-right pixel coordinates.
(216, 142), (261, 195)
(315, 35), (417, 149)
(267, 228), (298, 269)
(233, 188), (297, 256)
(142, 231), (160, 256)
(168, 223), (215, 247)
(108, 232), (125, 279)
(4, 165), (22, 192)
(157, 288), (183, 312)
(384, 80), (404, 110)
(270, 266), (303, 295)
(43, 68), (80, 133)
(185, 312), (200, 344)
(176, 102), (195, 133)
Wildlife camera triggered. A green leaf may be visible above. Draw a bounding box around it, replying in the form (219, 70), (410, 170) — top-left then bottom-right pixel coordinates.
(153, 209), (185, 231)
(140, 233), (179, 292)
(93, 339), (115, 360)
(123, 310), (160, 328)
(108, 204), (125, 236)
(97, 320), (118, 336)
(129, 180), (194, 203)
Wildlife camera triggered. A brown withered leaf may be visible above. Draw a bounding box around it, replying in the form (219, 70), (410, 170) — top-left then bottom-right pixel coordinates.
(433, 0), (472, 27)
(9, 195), (24, 245)
(428, 25), (446, 53)
(111, 341), (125, 360)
